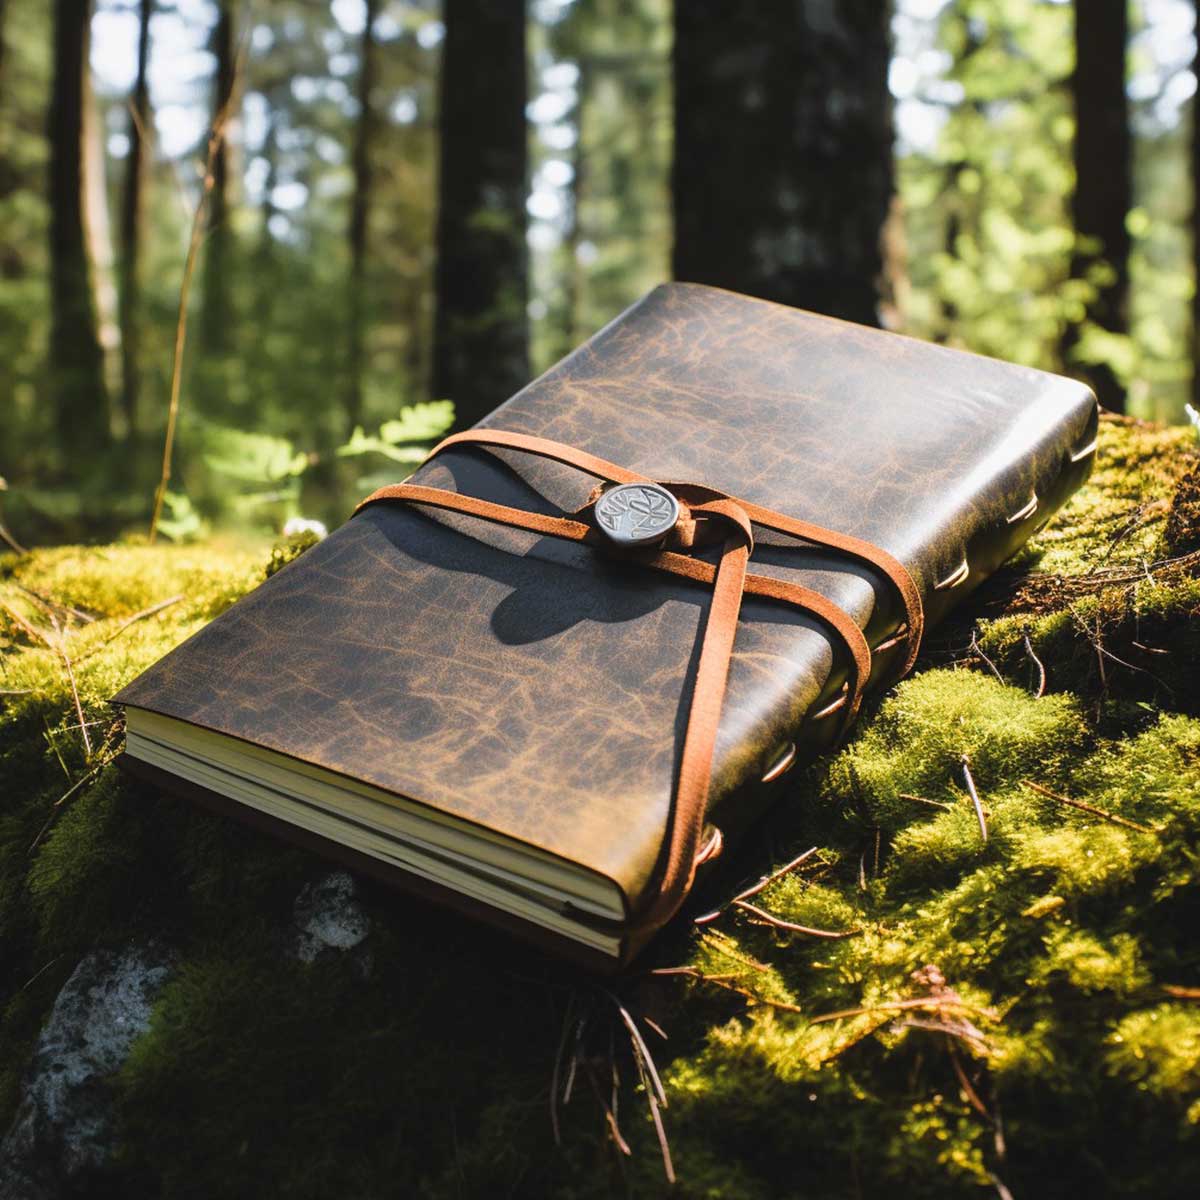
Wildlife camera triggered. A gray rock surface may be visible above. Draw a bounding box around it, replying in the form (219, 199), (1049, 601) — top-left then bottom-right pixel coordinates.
(0, 943), (173, 1199)
(291, 870), (372, 973)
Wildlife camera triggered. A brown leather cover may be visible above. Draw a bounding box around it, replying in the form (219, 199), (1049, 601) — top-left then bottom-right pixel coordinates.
(114, 283), (1097, 966)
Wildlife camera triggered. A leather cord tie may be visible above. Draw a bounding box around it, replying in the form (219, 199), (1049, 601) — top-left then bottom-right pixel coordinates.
(356, 430), (924, 936)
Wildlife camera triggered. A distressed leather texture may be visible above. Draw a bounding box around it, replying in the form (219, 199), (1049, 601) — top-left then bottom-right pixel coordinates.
(115, 283), (1097, 962)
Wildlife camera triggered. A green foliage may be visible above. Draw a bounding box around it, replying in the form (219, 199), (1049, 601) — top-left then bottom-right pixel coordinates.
(896, 0), (1192, 421)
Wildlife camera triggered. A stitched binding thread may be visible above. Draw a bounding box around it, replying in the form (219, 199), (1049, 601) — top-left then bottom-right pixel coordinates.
(355, 431), (924, 938)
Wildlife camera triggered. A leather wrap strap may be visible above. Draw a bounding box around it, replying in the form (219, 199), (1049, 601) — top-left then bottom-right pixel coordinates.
(355, 430), (924, 936)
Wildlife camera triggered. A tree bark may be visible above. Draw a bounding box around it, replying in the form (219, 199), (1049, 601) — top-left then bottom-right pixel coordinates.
(1066, 0), (1131, 413)
(118, 0), (152, 438)
(346, 0), (379, 435)
(48, 0), (110, 459)
(1193, 0), (1200, 415)
(672, 0), (893, 326)
(200, 0), (235, 356)
(433, 0), (529, 430)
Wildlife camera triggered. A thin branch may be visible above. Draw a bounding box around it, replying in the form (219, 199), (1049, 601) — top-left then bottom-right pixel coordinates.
(19, 955), (65, 994)
(698, 931), (770, 973)
(1163, 984), (1200, 1001)
(961, 755), (988, 843)
(695, 846), (820, 925)
(49, 614), (90, 759)
(734, 846), (820, 903)
(99, 594), (184, 648)
(732, 900), (862, 939)
(0, 514), (27, 556)
(549, 995), (574, 1146)
(149, 35), (248, 542)
(1020, 779), (1156, 835)
(642, 1016), (668, 1041)
(969, 628), (1004, 683)
(900, 793), (953, 812)
(0, 599), (45, 644)
(583, 1060), (631, 1156)
(948, 1043), (991, 1118)
(810, 995), (994, 1025)
(1021, 630), (1046, 697)
(15, 583), (96, 624)
(562, 1013), (586, 1107)
(27, 759), (105, 854)
(605, 991), (666, 1109)
(649, 965), (806, 1014)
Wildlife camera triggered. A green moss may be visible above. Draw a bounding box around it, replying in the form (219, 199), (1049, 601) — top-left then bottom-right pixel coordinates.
(1, 414), (1198, 1196)
(1107, 1004), (1200, 1123)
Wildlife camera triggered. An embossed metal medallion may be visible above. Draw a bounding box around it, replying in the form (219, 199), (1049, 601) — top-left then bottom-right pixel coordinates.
(594, 482), (680, 549)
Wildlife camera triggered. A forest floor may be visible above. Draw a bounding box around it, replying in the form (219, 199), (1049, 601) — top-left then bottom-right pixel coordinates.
(0, 414), (1198, 1198)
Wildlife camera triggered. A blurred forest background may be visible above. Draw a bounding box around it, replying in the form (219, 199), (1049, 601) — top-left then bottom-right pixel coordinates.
(0, 0), (1197, 545)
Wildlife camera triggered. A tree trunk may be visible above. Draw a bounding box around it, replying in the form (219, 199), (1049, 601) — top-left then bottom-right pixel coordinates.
(1193, 0), (1200, 416)
(1066, 0), (1130, 413)
(83, 52), (121, 408)
(672, 0), (893, 326)
(118, 0), (152, 439)
(48, 0), (110, 459)
(433, 0), (529, 429)
(346, 0), (379, 435)
(200, 0), (235, 356)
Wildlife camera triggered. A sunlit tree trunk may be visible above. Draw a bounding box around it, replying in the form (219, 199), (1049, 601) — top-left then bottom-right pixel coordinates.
(200, 0), (235, 356)
(672, 0), (893, 326)
(48, 0), (110, 459)
(1065, 0), (1130, 413)
(346, 0), (379, 435)
(433, 0), (529, 429)
(84, 50), (121, 409)
(119, 0), (152, 439)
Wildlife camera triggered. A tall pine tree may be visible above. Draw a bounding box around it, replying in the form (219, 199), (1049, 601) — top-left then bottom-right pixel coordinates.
(1193, 0), (1200, 414)
(346, 0), (379, 435)
(200, 0), (236, 357)
(433, 0), (529, 429)
(672, 0), (893, 325)
(119, 0), (153, 438)
(1066, 0), (1131, 412)
(48, 0), (110, 461)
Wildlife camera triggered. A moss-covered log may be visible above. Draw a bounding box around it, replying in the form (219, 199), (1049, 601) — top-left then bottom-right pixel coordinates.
(1, 416), (1197, 1197)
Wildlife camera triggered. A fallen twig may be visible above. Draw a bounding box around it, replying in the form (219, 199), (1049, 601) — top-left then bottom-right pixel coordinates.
(15, 584), (97, 624)
(694, 846), (820, 926)
(101, 594), (184, 646)
(549, 996), (574, 1146)
(1020, 779), (1156, 835)
(969, 628), (1004, 683)
(27, 722), (121, 854)
(961, 755), (988, 843)
(732, 899), (862, 939)
(583, 1059), (631, 1156)
(1163, 984), (1200, 1001)
(606, 991), (667, 1110)
(642, 1016), (668, 1041)
(734, 845), (820, 904)
(900, 793), (953, 812)
(49, 613), (90, 759)
(1021, 629), (1046, 697)
(650, 966), (806, 1014)
(699, 931), (770, 973)
(611, 991), (672, 1183)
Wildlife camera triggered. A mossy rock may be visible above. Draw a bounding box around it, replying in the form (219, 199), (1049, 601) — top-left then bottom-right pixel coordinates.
(1, 416), (1198, 1197)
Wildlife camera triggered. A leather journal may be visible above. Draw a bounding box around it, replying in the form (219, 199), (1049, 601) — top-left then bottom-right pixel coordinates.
(114, 283), (1098, 971)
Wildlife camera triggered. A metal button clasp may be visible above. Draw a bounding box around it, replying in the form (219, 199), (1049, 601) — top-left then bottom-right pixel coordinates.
(594, 482), (680, 549)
